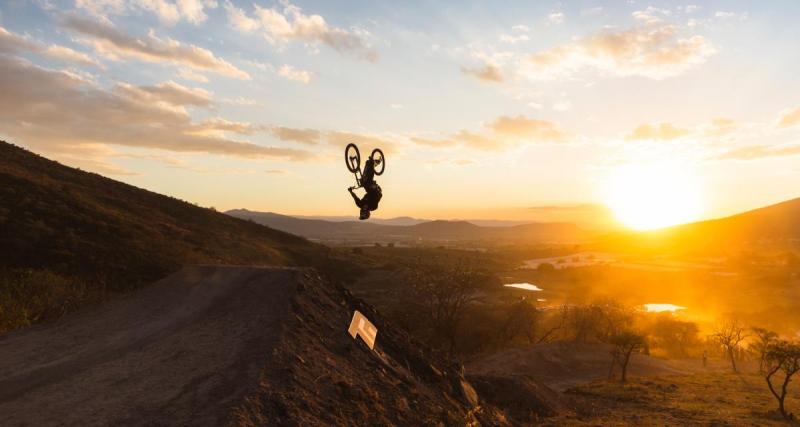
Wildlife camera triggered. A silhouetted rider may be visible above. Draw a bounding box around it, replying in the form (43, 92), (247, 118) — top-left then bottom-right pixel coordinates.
(348, 158), (382, 220)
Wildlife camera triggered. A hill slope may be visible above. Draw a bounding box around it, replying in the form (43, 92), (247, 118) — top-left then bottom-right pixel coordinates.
(227, 209), (590, 244)
(0, 266), (506, 425)
(0, 141), (323, 332)
(605, 197), (800, 254)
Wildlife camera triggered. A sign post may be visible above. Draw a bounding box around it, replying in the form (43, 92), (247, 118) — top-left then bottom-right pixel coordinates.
(348, 310), (378, 350)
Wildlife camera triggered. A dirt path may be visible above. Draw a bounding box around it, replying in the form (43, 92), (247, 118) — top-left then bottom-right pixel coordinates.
(0, 266), (296, 426)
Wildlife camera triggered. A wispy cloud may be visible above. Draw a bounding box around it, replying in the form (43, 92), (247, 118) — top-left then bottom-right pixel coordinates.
(224, 0), (377, 61)
(412, 115), (565, 151)
(0, 26), (100, 67)
(523, 23), (715, 80)
(778, 106), (800, 128)
(0, 55), (310, 161)
(461, 62), (503, 83)
(626, 122), (690, 141)
(62, 14), (250, 79)
(75, 0), (218, 25)
(716, 144), (800, 160)
(278, 64), (312, 83)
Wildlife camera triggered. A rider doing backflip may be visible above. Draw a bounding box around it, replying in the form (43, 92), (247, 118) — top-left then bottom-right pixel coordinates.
(348, 157), (382, 220)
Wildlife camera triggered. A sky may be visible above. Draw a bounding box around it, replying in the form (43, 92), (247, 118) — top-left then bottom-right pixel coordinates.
(1, 0), (799, 228)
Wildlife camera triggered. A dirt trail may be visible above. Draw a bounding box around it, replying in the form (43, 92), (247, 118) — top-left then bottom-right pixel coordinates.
(0, 266), (296, 425)
(0, 266), (494, 426)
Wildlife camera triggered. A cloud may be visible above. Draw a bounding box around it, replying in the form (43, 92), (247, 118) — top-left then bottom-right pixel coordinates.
(412, 115), (565, 151)
(410, 137), (458, 147)
(75, 0), (218, 25)
(0, 26), (100, 67)
(626, 122), (690, 140)
(271, 127), (321, 144)
(278, 64), (312, 83)
(0, 55), (310, 161)
(327, 131), (394, 153)
(487, 115), (566, 141)
(716, 144), (800, 160)
(525, 23), (715, 80)
(62, 14), (250, 79)
(499, 33), (530, 44)
(176, 67), (209, 82)
(778, 107), (800, 128)
(461, 62), (503, 83)
(548, 12), (565, 25)
(224, 0), (377, 61)
(115, 80), (213, 107)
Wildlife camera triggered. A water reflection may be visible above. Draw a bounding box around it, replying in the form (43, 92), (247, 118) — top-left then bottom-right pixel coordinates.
(644, 303), (686, 313)
(504, 283), (543, 291)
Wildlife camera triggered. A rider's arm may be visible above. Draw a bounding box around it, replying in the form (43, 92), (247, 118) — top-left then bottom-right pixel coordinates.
(348, 188), (363, 207)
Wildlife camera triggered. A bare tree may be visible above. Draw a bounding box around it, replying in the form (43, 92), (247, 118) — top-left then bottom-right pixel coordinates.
(764, 341), (800, 420)
(405, 258), (485, 354)
(608, 330), (646, 383)
(501, 298), (539, 344)
(536, 305), (568, 344)
(711, 319), (749, 372)
(750, 327), (779, 374)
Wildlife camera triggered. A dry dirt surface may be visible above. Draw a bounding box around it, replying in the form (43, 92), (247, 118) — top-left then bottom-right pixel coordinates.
(0, 266), (486, 426)
(468, 341), (691, 391)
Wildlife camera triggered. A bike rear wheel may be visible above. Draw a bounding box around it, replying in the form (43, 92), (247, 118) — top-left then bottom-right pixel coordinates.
(370, 148), (385, 176)
(345, 143), (361, 173)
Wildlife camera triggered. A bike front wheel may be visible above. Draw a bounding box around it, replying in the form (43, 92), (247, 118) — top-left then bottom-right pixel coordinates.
(345, 143), (361, 173)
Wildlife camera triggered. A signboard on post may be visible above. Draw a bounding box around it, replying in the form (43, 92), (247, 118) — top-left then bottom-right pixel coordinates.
(348, 310), (378, 350)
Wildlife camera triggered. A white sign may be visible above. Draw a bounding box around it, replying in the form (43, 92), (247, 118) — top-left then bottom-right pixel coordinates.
(348, 310), (378, 350)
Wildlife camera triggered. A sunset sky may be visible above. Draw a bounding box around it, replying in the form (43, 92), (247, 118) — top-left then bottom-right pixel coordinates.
(1, 0), (799, 228)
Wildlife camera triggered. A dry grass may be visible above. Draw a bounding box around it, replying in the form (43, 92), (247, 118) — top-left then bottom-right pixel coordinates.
(547, 373), (800, 426)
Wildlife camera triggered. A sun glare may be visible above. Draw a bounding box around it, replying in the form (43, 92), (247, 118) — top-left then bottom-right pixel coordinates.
(605, 162), (703, 231)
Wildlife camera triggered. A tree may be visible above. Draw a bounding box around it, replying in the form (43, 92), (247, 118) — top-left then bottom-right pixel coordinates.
(500, 298), (539, 344)
(750, 327), (779, 374)
(649, 315), (700, 358)
(608, 330), (646, 383)
(405, 258), (486, 354)
(711, 319), (749, 372)
(764, 341), (800, 420)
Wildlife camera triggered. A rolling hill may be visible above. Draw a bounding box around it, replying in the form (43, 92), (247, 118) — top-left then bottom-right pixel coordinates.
(605, 197), (800, 255)
(0, 141), (324, 333)
(227, 209), (591, 244)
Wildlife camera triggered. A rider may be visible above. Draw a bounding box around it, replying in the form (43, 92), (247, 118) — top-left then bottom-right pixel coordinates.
(348, 157), (382, 220)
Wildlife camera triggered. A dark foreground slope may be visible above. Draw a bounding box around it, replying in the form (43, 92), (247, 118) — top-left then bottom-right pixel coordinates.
(0, 142), (324, 332)
(0, 266), (503, 426)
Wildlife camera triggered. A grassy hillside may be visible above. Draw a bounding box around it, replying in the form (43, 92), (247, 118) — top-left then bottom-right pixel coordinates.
(0, 141), (323, 333)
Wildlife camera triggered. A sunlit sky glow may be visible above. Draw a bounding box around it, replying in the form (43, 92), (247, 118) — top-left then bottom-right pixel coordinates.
(1, 1), (799, 228)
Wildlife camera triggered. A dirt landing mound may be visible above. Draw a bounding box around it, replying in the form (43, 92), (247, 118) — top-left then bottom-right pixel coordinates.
(0, 266), (479, 426)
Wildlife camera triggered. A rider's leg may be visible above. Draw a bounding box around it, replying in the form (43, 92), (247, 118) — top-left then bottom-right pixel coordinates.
(361, 159), (375, 186)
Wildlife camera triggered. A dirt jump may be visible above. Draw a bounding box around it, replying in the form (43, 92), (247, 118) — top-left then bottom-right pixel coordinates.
(0, 266), (488, 426)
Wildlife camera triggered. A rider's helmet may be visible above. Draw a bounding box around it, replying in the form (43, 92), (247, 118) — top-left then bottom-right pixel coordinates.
(359, 206), (370, 220)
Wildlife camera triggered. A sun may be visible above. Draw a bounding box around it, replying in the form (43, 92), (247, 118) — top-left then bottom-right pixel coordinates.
(604, 162), (704, 231)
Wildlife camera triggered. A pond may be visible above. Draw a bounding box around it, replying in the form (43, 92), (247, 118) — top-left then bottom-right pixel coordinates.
(504, 283), (543, 292)
(644, 303), (686, 313)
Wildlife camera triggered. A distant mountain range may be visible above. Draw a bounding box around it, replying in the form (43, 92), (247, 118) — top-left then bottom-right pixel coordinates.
(293, 215), (538, 227)
(226, 209), (591, 244)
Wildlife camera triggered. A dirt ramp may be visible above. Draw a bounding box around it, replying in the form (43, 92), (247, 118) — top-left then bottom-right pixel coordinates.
(0, 266), (480, 426)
